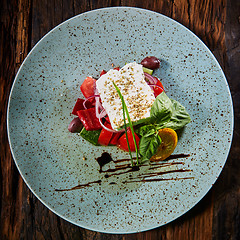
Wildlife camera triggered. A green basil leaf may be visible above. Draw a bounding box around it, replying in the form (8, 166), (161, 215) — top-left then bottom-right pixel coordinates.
(156, 99), (191, 130)
(150, 92), (173, 124)
(139, 133), (162, 162)
(135, 124), (156, 137)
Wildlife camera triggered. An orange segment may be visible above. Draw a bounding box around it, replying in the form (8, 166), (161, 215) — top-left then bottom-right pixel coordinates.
(150, 128), (178, 161)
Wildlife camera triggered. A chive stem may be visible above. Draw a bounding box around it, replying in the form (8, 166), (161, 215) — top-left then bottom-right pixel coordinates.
(112, 81), (140, 166)
(121, 96), (134, 166)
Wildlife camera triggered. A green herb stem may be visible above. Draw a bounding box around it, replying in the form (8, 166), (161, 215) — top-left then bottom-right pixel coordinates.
(121, 96), (134, 167)
(112, 81), (140, 166)
(122, 100), (140, 166)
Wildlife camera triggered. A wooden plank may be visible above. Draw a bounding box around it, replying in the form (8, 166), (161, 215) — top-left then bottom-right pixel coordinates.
(0, 0), (31, 239)
(211, 0), (240, 240)
(15, 0), (32, 66)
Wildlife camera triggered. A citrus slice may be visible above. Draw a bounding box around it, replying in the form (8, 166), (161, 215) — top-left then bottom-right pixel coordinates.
(150, 128), (178, 161)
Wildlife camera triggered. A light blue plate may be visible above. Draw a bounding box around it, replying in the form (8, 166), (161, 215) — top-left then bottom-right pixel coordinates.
(7, 7), (233, 233)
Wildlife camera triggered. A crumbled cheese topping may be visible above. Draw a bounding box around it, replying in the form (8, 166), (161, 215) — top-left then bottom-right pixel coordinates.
(96, 62), (155, 130)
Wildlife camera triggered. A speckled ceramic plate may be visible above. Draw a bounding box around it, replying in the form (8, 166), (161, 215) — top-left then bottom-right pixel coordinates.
(7, 7), (233, 233)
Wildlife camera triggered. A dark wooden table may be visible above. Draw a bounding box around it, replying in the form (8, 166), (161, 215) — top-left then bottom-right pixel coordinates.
(1, 0), (239, 239)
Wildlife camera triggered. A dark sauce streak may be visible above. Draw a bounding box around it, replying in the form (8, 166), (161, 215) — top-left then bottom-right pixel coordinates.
(130, 169), (192, 180)
(55, 180), (101, 192)
(55, 153), (191, 191)
(114, 158), (136, 163)
(104, 165), (140, 178)
(96, 152), (113, 173)
(103, 164), (131, 173)
(149, 162), (184, 170)
(123, 177), (194, 184)
(115, 163), (131, 169)
(166, 153), (190, 160)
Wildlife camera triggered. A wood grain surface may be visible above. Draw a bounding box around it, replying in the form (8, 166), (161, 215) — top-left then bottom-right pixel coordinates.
(1, 0), (239, 239)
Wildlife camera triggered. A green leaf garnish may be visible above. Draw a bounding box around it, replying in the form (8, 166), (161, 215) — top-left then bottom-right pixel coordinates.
(139, 130), (162, 162)
(135, 92), (191, 161)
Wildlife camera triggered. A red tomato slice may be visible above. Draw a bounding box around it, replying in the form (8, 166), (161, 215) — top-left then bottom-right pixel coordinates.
(153, 77), (164, 97)
(72, 98), (94, 115)
(104, 115), (110, 123)
(117, 128), (140, 152)
(72, 98), (85, 115)
(77, 108), (102, 131)
(100, 70), (107, 76)
(80, 77), (96, 98)
(98, 123), (114, 146)
(109, 132), (122, 145)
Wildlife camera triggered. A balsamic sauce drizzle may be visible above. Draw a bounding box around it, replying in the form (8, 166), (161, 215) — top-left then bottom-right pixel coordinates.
(123, 176), (194, 184)
(55, 180), (102, 192)
(55, 153), (192, 191)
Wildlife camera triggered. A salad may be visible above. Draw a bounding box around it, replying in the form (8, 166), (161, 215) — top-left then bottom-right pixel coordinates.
(68, 56), (191, 166)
